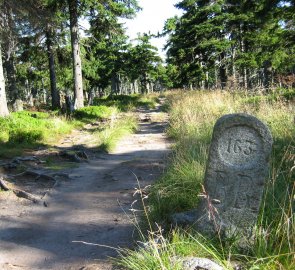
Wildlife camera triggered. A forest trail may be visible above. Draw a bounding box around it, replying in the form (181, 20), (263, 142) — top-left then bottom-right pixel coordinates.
(0, 106), (171, 270)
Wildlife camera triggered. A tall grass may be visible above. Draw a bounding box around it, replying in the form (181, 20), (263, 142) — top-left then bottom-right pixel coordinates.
(119, 90), (295, 269)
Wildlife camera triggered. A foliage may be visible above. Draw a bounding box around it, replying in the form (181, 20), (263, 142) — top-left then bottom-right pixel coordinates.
(165, 0), (295, 90)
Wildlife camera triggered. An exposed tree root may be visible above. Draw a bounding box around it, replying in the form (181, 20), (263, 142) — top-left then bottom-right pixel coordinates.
(0, 177), (46, 206)
(59, 150), (89, 162)
(0, 177), (10, 191)
(13, 189), (40, 204)
(13, 170), (56, 181)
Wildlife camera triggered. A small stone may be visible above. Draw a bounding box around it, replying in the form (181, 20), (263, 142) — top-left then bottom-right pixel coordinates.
(180, 257), (224, 270)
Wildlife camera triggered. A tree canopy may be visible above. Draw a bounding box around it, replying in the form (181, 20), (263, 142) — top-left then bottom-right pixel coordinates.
(165, 0), (295, 90)
(0, 0), (294, 116)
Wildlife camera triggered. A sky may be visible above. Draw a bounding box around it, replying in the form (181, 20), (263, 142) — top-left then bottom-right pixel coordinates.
(121, 0), (183, 59)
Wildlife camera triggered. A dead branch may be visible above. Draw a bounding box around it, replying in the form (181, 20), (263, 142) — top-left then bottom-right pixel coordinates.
(13, 189), (40, 203)
(0, 177), (10, 191)
(0, 177), (45, 206)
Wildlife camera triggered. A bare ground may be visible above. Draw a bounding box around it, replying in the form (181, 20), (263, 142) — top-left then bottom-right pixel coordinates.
(0, 106), (171, 270)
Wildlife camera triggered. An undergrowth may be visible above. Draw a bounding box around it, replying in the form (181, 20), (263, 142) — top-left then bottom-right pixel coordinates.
(0, 111), (74, 157)
(118, 90), (295, 269)
(0, 94), (154, 157)
(73, 105), (118, 122)
(93, 94), (158, 111)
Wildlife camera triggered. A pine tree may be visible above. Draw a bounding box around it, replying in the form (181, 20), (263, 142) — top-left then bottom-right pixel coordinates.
(127, 34), (162, 93)
(68, 0), (84, 109)
(165, 0), (294, 90)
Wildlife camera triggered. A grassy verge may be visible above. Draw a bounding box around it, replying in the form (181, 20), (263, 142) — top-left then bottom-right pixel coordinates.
(0, 94), (156, 157)
(93, 94), (158, 111)
(118, 90), (295, 269)
(0, 111), (75, 157)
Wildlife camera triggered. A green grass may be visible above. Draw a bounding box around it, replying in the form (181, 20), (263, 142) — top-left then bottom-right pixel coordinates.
(93, 94), (158, 112)
(0, 93), (158, 157)
(97, 115), (138, 152)
(73, 105), (118, 122)
(118, 90), (295, 269)
(0, 111), (74, 157)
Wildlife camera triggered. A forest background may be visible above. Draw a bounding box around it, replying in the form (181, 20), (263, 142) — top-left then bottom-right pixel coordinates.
(0, 0), (294, 117)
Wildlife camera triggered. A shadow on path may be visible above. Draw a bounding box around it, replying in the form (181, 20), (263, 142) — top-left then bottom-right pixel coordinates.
(0, 110), (171, 270)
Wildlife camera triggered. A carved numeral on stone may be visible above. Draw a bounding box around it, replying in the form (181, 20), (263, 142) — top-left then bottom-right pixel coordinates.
(216, 170), (228, 184)
(227, 138), (257, 156)
(244, 140), (258, 155)
(213, 171), (229, 204)
(235, 174), (253, 209)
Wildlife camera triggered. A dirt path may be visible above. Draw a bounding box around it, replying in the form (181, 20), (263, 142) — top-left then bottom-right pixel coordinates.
(0, 107), (170, 270)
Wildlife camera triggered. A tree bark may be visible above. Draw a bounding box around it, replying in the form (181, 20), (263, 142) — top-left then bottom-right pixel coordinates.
(2, 1), (19, 103)
(68, 0), (84, 109)
(46, 26), (60, 109)
(263, 60), (272, 92)
(219, 52), (227, 89)
(3, 54), (17, 101)
(231, 46), (237, 90)
(0, 44), (9, 117)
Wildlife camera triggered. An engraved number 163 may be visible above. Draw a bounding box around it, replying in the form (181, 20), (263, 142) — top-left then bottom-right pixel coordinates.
(227, 138), (257, 155)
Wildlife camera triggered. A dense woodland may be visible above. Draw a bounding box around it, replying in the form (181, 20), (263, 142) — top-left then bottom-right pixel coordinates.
(0, 0), (294, 117)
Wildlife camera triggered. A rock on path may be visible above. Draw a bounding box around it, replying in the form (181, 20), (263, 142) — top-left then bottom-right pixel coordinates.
(0, 108), (170, 270)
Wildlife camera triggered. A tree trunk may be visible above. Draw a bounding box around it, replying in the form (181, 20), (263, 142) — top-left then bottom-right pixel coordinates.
(2, 2), (18, 103)
(68, 0), (84, 109)
(239, 24), (248, 90)
(205, 71), (209, 89)
(46, 27), (60, 109)
(3, 54), (17, 101)
(263, 60), (272, 92)
(219, 52), (227, 89)
(231, 46), (237, 91)
(88, 88), (94, 105)
(111, 75), (119, 94)
(243, 68), (248, 90)
(0, 44), (9, 117)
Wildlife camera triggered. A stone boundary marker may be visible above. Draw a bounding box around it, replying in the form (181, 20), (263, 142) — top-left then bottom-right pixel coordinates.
(173, 113), (273, 241)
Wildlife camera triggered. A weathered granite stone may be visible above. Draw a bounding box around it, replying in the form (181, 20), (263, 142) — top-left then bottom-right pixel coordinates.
(173, 114), (273, 240)
(181, 257), (224, 270)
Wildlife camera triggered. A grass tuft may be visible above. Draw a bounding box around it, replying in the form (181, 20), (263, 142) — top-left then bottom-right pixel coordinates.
(97, 115), (138, 152)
